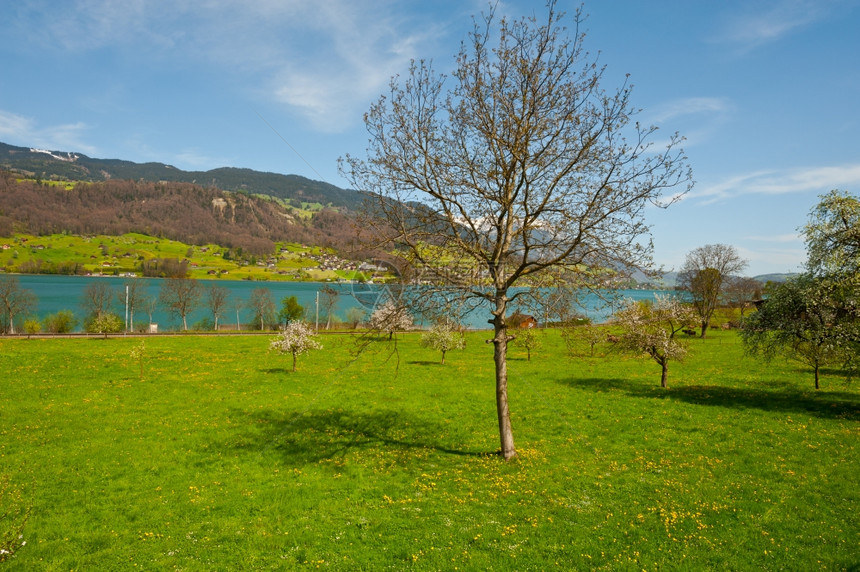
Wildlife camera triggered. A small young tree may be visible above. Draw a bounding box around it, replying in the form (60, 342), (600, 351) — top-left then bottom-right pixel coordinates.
(369, 300), (413, 340)
(420, 323), (466, 365)
(269, 321), (322, 372)
(23, 317), (41, 338)
(559, 319), (600, 357)
(129, 340), (146, 380)
(511, 327), (541, 361)
(615, 295), (697, 388)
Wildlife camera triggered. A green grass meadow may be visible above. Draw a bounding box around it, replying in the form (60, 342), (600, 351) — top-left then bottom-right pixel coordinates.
(1, 330), (857, 570)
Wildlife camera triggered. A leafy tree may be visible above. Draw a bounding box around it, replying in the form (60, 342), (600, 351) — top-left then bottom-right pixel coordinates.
(42, 310), (78, 334)
(369, 300), (413, 340)
(345, 307), (365, 329)
(804, 189), (860, 277)
(158, 277), (201, 331)
(341, 2), (691, 458)
(278, 295), (305, 325)
(0, 275), (36, 334)
(742, 191), (860, 386)
(420, 323), (466, 365)
(248, 288), (277, 330)
(269, 321), (322, 372)
(206, 284), (230, 330)
(86, 313), (124, 337)
(740, 274), (851, 389)
(678, 244), (748, 337)
(615, 295), (697, 388)
(804, 189), (860, 370)
(23, 317), (41, 337)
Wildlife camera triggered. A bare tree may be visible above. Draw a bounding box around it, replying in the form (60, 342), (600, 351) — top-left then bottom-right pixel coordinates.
(724, 276), (762, 318)
(248, 287), (277, 330)
(80, 281), (115, 324)
(319, 286), (340, 330)
(341, 2), (691, 459)
(158, 278), (201, 331)
(206, 284), (230, 331)
(117, 280), (147, 333)
(0, 276), (36, 335)
(142, 295), (158, 331)
(678, 244), (748, 337)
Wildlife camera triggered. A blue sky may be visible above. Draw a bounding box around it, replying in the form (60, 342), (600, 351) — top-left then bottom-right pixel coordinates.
(1, 0), (858, 277)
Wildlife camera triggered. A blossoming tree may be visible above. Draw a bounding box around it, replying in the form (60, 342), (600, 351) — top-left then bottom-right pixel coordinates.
(269, 321), (322, 372)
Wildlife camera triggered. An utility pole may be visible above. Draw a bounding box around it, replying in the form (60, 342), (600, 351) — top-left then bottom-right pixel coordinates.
(315, 291), (319, 332)
(125, 285), (129, 334)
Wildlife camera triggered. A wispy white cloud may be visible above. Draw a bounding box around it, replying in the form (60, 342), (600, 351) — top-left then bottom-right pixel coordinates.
(692, 163), (860, 203)
(736, 245), (807, 273)
(712, 0), (832, 52)
(0, 109), (97, 155)
(647, 97), (734, 124)
(744, 233), (803, 243)
(17, 0), (463, 132)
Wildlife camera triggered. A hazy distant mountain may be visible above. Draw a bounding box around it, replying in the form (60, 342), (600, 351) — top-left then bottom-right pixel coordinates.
(752, 273), (797, 284)
(0, 141), (363, 210)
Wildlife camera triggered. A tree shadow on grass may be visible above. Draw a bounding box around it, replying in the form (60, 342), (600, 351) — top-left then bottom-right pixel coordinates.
(227, 408), (497, 467)
(559, 377), (859, 420)
(406, 361), (443, 366)
(259, 367), (292, 374)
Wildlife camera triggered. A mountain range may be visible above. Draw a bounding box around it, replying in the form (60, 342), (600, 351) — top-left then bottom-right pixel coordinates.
(0, 141), (363, 210)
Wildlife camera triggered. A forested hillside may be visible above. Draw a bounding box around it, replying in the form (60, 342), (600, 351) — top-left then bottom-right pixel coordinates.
(0, 141), (363, 210)
(0, 171), (370, 257)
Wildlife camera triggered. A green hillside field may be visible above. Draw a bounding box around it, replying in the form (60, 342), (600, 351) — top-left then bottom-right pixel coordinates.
(0, 233), (366, 282)
(1, 330), (856, 569)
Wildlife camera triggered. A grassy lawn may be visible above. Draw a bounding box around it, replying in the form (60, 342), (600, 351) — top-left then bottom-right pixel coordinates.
(1, 330), (857, 570)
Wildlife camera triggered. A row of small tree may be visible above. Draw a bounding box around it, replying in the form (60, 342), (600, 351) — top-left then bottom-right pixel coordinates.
(0, 277), (336, 334)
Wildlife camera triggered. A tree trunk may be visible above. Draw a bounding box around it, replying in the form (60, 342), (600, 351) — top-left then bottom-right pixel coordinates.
(441, 350), (446, 365)
(292, 352), (297, 372)
(814, 363), (820, 390)
(700, 319), (709, 338)
(182, 315), (188, 331)
(660, 359), (669, 388)
(492, 297), (516, 460)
